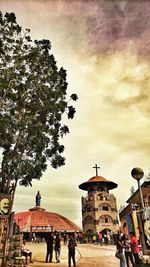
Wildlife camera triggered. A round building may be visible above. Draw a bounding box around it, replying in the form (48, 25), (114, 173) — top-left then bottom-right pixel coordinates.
(15, 192), (81, 240)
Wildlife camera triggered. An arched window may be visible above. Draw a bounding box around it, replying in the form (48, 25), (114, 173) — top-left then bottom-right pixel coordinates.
(87, 207), (91, 212)
(99, 203), (111, 211)
(85, 229), (94, 235)
(85, 229), (93, 234)
(97, 193), (104, 200)
(84, 216), (94, 224)
(99, 215), (113, 223)
(84, 204), (93, 212)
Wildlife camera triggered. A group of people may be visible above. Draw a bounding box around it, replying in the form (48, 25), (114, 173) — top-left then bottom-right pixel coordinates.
(21, 232), (77, 266)
(63, 231), (84, 245)
(45, 232), (77, 266)
(45, 232), (61, 263)
(116, 232), (142, 267)
(21, 231), (143, 267)
(92, 231), (113, 245)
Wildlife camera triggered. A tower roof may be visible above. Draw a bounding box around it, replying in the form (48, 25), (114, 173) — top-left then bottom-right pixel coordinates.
(79, 175), (118, 191)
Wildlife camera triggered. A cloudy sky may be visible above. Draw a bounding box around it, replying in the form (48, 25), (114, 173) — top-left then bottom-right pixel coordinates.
(1, 0), (150, 227)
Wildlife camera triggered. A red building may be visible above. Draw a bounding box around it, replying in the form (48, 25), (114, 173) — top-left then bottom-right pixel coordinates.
(15, 206), (81, 240)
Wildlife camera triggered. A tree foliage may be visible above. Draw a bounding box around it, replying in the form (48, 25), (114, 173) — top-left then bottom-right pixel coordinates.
(0, 12), (78, 195)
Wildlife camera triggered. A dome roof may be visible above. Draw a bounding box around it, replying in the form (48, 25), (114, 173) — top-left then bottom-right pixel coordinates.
(79, 175), (118, 191)
(15, 207), (81, 232)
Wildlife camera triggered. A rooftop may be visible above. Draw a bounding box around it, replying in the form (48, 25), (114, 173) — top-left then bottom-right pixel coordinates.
(15, 206), (81, 232)
(79, 175), (118, 191)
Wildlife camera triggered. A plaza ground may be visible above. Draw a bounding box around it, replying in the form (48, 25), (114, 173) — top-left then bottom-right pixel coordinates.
(27, 242), (118, 267)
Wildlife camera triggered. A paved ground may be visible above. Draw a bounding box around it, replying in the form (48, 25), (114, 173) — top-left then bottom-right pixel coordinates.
(27, 242), (118, 267)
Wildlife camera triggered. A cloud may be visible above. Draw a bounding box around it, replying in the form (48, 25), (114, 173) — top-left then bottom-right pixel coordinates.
(1, 0), (150, 226)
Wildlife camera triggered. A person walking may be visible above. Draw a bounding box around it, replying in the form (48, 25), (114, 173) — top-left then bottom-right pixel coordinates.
(104, 233), (108, 245)
(63, 231), (68, 245)
(98, 232), (103, 246)
(92, 234), (96, 244)
(45, 232), (54, 263)
(68, 233), (77, 267)
(116, 234), (126, 267)
(130, 232), (142, 265)
(122, 234), (135, 267)
(55, 233), (61, 263)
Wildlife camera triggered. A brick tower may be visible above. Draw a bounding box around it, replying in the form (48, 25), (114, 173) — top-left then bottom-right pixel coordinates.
(79, 164), (119, 235)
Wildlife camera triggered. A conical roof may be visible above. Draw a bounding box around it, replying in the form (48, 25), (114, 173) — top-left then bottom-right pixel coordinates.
(79, 175), (118, 191)
(15, 206), (81, 232)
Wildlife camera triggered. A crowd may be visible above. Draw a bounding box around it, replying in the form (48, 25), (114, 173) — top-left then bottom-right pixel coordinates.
(116, 232), (143, 267)
(91, 231), (114, 245)
(22, 230), (112, 266)
(21, 231), (77, 266)
(21, 230), (145, 267)
(29, 230), (115, 246)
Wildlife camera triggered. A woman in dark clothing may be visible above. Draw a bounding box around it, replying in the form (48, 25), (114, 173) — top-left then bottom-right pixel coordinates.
(68, 234), (77, 267)
(116, 235), (126, 267)
(45, 232), (54, 263)
(55, 234), (61, 263)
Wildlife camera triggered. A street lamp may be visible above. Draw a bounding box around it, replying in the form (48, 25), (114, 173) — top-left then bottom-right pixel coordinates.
(131, 167), (144, 209)
(131, 167), (147, 254)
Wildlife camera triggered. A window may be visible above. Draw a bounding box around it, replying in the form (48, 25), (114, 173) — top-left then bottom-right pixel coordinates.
(84, 204), (93, 212)
(84, 216), (94, 224)
(99, 203), (110, 211)
(99, 215), (113, 224)
(102, 206), (109, 211)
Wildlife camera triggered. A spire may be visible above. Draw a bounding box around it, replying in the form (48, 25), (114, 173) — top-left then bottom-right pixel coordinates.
(93, 164), (100, 176)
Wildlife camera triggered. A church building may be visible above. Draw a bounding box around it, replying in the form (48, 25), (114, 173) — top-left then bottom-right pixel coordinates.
(79, 165), (119, 235)
(15, 191), (81, 240)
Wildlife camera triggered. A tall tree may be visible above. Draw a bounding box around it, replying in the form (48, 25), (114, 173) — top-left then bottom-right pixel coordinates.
(0, 12), (77, 206)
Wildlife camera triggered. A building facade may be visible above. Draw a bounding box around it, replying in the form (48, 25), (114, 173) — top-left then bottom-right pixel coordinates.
(79, 171), (119, 235)
(119, 181), (150, 254)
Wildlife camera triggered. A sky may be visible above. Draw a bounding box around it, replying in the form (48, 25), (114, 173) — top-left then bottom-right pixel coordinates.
(1, 0), (150, 228)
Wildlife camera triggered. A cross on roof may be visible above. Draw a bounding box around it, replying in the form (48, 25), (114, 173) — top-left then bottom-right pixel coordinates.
(93, 164), (100, 176)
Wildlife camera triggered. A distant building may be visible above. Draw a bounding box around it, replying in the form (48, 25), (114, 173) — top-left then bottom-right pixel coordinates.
(119, 181), (150, 254)
(79, 165), (119, 235)
(119, 181), (150, 237)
